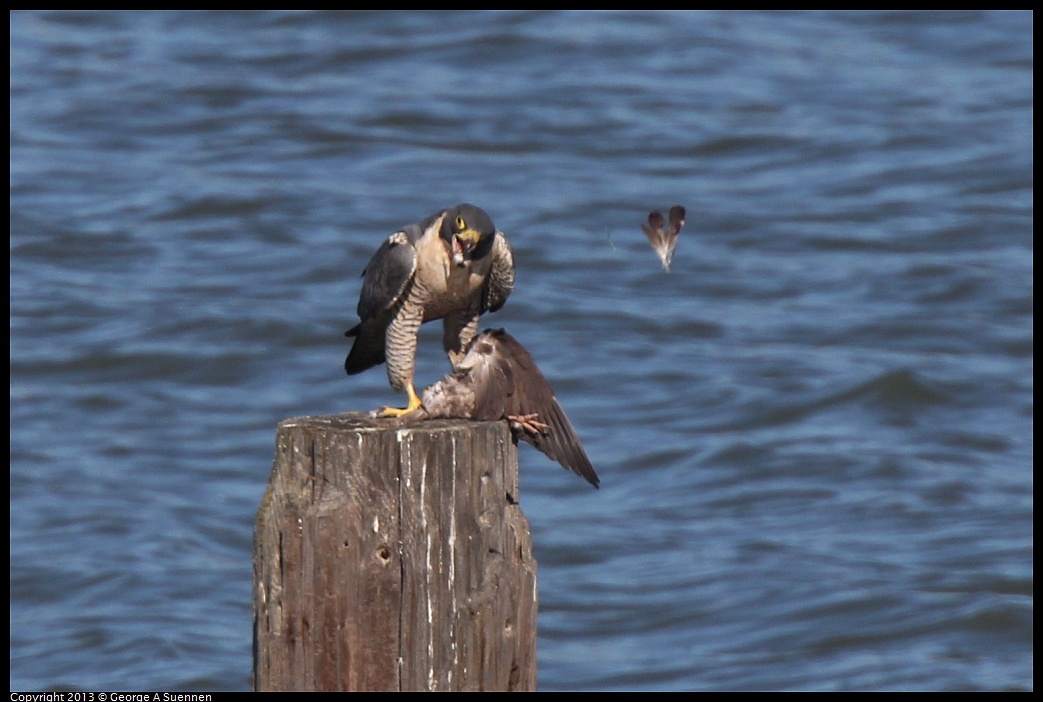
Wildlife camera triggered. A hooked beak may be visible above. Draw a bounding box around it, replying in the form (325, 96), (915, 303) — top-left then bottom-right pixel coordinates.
(452, 228), (481, 266)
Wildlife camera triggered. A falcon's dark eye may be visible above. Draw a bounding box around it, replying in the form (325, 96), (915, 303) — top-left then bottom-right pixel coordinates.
(455, 215), (466, 230)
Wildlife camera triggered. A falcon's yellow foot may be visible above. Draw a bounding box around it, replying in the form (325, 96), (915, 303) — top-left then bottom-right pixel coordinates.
(375, 384), (423, 418)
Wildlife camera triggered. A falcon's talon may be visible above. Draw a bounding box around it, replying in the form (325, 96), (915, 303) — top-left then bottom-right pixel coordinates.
(375, 405), (413, 418)
(375, 383), (423, 418)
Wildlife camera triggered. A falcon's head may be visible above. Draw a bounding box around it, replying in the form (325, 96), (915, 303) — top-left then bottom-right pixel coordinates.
(441, 203), (496, 267)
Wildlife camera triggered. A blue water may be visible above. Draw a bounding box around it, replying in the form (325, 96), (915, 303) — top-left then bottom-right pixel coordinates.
(10, 10), (1032, 691)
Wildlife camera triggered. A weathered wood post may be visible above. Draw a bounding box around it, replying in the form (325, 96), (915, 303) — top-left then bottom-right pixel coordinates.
(253, 413), (538, 691)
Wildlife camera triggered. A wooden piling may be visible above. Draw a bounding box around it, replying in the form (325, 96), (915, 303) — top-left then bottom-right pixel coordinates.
(253, 413), (538, 691)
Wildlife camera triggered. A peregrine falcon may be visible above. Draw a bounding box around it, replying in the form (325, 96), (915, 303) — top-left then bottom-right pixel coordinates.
(401, 328), (600, 488)
(345, 204), (515, 417)
(642, 205), (685, 271)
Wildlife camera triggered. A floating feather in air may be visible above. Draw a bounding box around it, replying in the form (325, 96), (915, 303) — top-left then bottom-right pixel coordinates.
(641, 205), (685, 271)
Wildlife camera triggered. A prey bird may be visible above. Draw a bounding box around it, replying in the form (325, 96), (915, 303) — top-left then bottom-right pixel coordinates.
(400, 328), (600, 488)
(345, 204), (514, 417)
(642, 205), (685, 271)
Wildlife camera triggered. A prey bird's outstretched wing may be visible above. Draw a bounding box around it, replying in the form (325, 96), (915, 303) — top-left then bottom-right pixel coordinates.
(470, 329), (600, 488)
